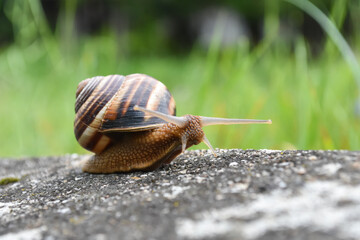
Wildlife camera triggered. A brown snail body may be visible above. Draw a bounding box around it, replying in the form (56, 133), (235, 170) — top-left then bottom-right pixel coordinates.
(74, 74), (271, 173)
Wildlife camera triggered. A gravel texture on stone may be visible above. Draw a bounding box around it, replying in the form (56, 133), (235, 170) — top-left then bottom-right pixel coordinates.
(1, 149), (360, 240)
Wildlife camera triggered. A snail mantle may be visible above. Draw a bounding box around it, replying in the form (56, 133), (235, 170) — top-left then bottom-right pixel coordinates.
(1, 149), (360, 240)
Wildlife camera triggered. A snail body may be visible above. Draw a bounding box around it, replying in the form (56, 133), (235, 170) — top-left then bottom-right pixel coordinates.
(74, 74), (271, 173)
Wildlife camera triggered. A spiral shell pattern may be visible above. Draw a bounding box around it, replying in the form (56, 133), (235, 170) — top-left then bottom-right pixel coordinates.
(74, 74), (176, 154)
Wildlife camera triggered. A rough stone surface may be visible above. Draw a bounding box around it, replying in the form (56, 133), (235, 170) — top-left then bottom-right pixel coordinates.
(1, 149), (360, 240)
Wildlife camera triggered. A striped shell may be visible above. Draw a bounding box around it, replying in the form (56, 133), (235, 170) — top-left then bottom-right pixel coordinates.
(74, 74), (176, 154)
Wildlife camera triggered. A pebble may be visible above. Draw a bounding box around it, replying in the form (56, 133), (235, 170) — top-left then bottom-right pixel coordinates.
(294, 167), (307, 175)
(229, 162), (239, 168)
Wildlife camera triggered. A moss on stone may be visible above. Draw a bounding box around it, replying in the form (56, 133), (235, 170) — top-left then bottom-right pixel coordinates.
(0, 177), (19, 185)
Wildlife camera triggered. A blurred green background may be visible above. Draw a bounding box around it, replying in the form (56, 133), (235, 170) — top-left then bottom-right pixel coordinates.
(0, 0), (359, 157)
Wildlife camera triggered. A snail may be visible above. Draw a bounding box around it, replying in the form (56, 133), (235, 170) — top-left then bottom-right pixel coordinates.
(74, 74), (271, 173)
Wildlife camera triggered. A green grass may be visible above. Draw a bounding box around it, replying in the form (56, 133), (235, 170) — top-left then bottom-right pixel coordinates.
(0, 0), (359, 157)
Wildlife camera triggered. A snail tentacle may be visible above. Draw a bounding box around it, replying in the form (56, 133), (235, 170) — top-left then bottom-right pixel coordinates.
(134, 105), (186, 127)
(202, 134), (217, 157)
(200, 116), (272, 127)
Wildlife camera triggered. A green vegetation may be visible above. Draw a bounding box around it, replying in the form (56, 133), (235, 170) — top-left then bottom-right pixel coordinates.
(0, 0), (359, 157)
(0, 177), (19, 185)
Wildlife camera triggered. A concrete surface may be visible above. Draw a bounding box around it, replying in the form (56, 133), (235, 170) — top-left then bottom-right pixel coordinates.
(0, 149), (360, 240)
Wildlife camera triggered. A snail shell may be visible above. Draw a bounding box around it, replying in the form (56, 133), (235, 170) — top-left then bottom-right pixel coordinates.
(74, 74), (176, 154)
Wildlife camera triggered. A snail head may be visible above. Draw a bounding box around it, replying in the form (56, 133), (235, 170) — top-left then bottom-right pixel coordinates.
(133, 105), (271, 156)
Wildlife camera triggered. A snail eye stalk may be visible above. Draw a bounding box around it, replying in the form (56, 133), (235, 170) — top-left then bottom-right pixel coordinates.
(200, 116), (272, 127)
(134, 105), (186, 127)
